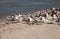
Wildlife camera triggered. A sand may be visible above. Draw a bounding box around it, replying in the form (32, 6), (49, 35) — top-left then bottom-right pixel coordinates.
(0, 21), (60, 39)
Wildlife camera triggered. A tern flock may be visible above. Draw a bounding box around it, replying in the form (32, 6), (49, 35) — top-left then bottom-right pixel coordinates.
(6, 7), (60, 25)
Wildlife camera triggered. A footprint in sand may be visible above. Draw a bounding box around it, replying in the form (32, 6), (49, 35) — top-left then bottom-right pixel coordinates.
(0, 36), (2, 39)
(3, 29), (6, 32)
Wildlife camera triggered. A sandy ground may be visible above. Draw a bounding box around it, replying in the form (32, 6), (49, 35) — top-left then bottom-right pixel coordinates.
(0, 21), (60, 39)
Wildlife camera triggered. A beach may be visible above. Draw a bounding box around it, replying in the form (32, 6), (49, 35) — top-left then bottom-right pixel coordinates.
(0, 0), (60, 39)
(0, 20), (60, 39)
(0, 7), (60, 39)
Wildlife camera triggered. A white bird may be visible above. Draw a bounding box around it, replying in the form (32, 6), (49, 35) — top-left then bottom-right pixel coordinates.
(53, 7), (56, 10)
(35, 17), (41, 22)
(42, 17), (49, 23)
(6, 16), (12, 21)
(46, 13), (53, 21)
(18, 16), (24, 23)
(7, 15), (15, 21)
(42, 17), (53, 24)
(56, 15), (60, 22)
(18, 14), (22, 17)
(28, 17), (34, 24)
(29, 17), (33, 22)
(14, 15), (19, 21)
(53, 15), (57, 22)
(53, 15), (57, 19)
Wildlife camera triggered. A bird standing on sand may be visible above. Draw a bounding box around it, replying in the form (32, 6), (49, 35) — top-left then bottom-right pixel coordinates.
(7, 15), (15, 21)
(53, 15), (57, 22)
(28, 17), (34, 25)
(18, 16), (24, 23)
(46, 13), (53, 21)
(14, 14), (19, 21)
(42, 16), (54, 24)
(56, 15), (60, 22)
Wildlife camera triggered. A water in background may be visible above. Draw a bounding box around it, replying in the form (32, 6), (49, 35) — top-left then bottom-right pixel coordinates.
(0, 0), (60, 18)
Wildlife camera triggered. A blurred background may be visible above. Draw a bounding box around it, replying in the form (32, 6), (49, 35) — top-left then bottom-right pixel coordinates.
(0, 0), (60, 17)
